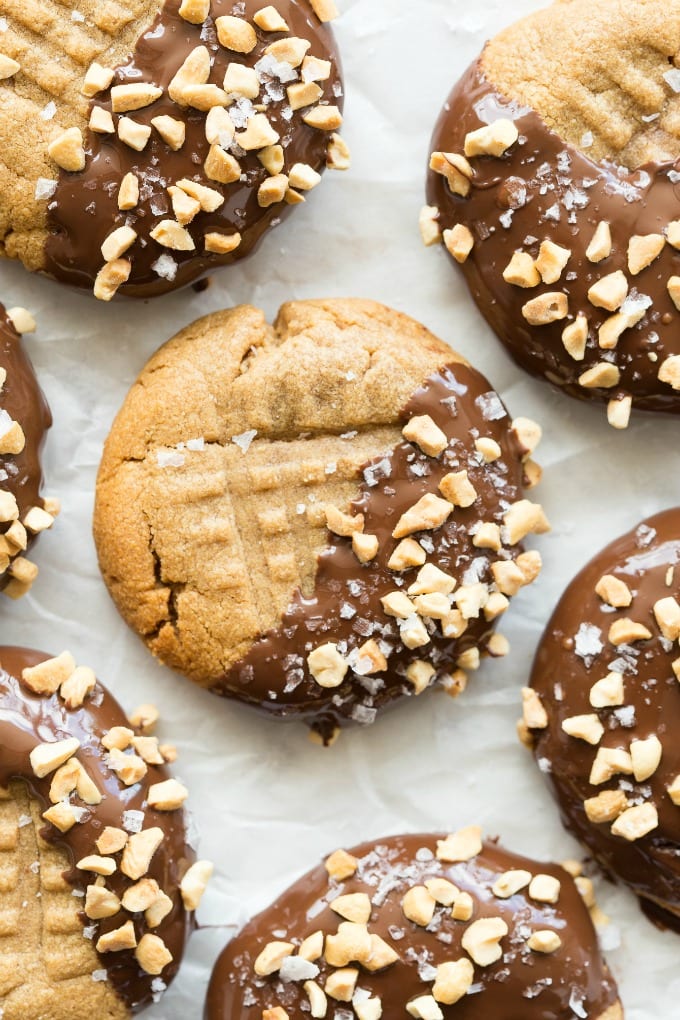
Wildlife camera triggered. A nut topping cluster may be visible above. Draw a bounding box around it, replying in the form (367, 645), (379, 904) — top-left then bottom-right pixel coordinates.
(41, 1), (348, 299)
(305, 401), (548, 724)
(220, 829), (615, 1019)
(425, 60), (680, 423)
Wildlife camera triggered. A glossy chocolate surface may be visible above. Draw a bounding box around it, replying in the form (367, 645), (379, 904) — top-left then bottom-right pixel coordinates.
(530, 509), (680, 927)
(45, 0), (342, 298)
(0, 307), (51, 586)
(427, 60), (680, 412)
(216, 363), (530, 741)
(205, 833), (620, 1019)
(0, 646), (194, 1012)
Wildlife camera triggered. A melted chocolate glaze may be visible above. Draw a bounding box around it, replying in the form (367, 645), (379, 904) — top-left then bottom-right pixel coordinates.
(45, 0), (342, 298)
(215, 363), (531, 742)
(0, 307), (51, 588)
(427, 60), (680, 413)
(0, 646), (195, 1013)
(205, 833), (620, 1019)
(529, 509), (680, 929)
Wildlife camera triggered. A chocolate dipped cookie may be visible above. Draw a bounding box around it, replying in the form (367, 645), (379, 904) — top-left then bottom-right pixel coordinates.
(524, 508), (680, 930)
(0, 645), (212, 1018)
(0, 303), (55, 600)
(0, 0), (347, 299)
(205, 829), (622, 1020)
(425, 0), (680, 427)
(94, 299), (548, 743)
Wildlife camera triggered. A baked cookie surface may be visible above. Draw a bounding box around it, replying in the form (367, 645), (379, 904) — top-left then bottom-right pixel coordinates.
(0, 303), (54, 600)
(94, 298), (548, 742)
(0, 645), (211, 1018)
(524, 508), (680, 930)
(425, 0), (680, 427)
(205, 829), (622, 1020)
(0, 0), (346, 298)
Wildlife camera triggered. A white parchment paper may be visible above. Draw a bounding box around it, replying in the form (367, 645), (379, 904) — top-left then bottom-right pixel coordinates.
(0, 1), (677, 1016)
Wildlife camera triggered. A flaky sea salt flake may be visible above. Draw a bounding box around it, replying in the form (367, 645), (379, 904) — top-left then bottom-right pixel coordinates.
(231, 429), (257, 453)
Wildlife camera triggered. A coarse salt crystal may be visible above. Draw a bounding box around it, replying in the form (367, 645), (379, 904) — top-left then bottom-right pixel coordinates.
(475, 391), (506, 421)
(664, 68), (680, 93)
(92, 969), (108, 983)
(35, 178), (57, 201)
(231, 429), (257, 453)
(0, 17), (7, 30)
(157, 450), (185, 468)
(186, 437), (205, 451)
(122, 809), (144, 833)
(40, 101), (57, 121)
(574, 622), (603, 663)
(151, 254), (178, 281)
(71, 9), (85, 20)
(18, 814), (31, 828)
(279, 957), (320, 982)
(580, 131), (593, 148)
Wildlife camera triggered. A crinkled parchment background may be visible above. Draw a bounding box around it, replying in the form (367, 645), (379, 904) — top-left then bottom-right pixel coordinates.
(0, 0), (677, 1016)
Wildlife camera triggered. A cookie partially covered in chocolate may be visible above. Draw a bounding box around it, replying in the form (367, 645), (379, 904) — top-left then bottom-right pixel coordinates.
(524, 508), (680, 930)
(0, 645), (212, 1018)
(0, 304), (55, 600)
(94, 298), (548, 743)
(205, 829), (622, 1020)
(425, 0), (680, 427)
(0, 0), (347, 299)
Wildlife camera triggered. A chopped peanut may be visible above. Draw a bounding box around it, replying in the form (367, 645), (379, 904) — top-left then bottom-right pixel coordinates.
(536, 240), (571, 284)
(307, 643), (348, 688)
(588, 271), (628, 312)
(401, 885), (436, 927)
(562, 315), (588, 361)
(608, 618), (652, 645)
(610, 803), (658, 841)
(48, 127), (85, 172)
(392, 493), (453, 539)
(181, 859), (214, 910)
(419, 205), (441, 246)
(589, 671), (624, 708)
(561, 714), (604, 745)
(443, 225), (474, 263)
(464, 119), (518, 157)
(586, 221), (612, 263)
(630, 735), (662, 781)
(461, 916), (508, 966)
(528, 874), (560, 903)
(503, 251), (540, 288)
(584, 789), (629, 824)
(628, 233), (665, 275)
(522, 292), (569, 326)
(325, 849), (358, 881)
(429, 152), (473, 198)
(436, 826), (482, 863)
(439, 470), (477, 508)
(331, 892), (371, 924)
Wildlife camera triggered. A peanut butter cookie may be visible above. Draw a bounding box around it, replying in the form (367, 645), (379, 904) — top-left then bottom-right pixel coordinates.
(0, 644), (212, 1018)
(0, 303), (55, 601)
(94, 298), (548, 743)
(205, 829), (622, 1020)
(524, 508), (680, 931)
(425, 0), (680, 427)
(0, 0), (347, 298)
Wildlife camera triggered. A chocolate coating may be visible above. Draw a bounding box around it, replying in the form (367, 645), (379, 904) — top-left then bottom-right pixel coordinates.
(427, 60), (680, 413)
(529, 509), (680, 929)
(205, 832), (621, 1019)
(45, 0), (343, 298)
(0, 646), (195, 1012)
(216, 363), (533, 742)
(0, 306), (51, 590)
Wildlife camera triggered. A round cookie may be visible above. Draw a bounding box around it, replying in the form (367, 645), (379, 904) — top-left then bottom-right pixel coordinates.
(0, 0), (347, 299)
(0, 645), (212, 1018)
(0, 304), (55, 600)
(94, 298), (549, 743)
(524, 508), (680, 930)
(205, 828), (622, 1019)
(425, 0), (680, 428)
